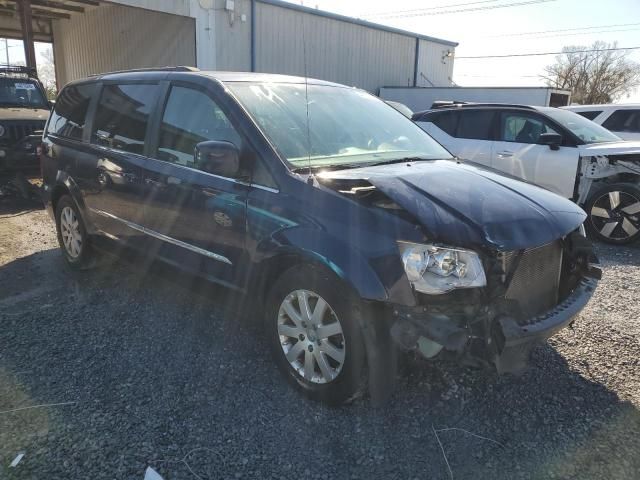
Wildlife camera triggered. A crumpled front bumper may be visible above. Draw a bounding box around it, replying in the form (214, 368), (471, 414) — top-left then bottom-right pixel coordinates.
(389, 276), (599, 374)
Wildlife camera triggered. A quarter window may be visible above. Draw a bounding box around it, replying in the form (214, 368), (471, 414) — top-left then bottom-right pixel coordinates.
(602, 110), (640, 133)
(47, 83), (94, 141)
(157, 86), (241, 171)
(91, 83), (160, 154)
(575, 110), (603, 121)
(500, 113), (559, 144)
(457, 110), (495, 140)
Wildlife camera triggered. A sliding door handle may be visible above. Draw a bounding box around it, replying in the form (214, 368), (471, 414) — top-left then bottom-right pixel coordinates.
(497, 151), (514, 158)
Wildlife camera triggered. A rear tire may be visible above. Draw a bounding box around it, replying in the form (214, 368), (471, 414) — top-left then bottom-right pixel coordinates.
(55, 195), (95, 269)
(265, 265), (367, 405)
(585, 183), (640, 245)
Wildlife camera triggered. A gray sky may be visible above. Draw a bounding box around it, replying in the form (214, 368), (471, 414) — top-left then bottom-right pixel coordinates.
(286, 0), (640, 102)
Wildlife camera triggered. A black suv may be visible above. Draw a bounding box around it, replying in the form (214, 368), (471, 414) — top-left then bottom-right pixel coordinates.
(0, 66), (50, 173)
(41, 68), (600, 404)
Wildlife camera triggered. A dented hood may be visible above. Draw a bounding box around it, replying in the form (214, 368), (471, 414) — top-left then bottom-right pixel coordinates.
(319, 160), (586, 251)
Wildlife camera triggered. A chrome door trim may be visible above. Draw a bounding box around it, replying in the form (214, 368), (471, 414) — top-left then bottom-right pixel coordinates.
(146, 157), (280, 193)
(91, 208), (233, 265)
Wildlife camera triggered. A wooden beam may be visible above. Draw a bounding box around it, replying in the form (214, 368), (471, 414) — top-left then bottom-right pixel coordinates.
(62, 0), (100, 6)
(1, 3), (71, 20)
(30, 1), (85, 14)
(17, 0), (37, 68)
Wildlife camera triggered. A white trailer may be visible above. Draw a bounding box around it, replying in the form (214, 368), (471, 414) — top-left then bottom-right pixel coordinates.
(380, 86), (571, 112)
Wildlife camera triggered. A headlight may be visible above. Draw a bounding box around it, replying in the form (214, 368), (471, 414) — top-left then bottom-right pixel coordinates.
(398, 241), (487, 295)
(0, 125), (5, 137)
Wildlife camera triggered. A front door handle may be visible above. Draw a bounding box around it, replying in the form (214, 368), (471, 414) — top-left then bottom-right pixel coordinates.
(497, 151), (514, 158)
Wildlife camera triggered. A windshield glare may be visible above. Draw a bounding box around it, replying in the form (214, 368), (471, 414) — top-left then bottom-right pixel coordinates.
(0, 78), (47, 108)
(228, 82), (453, 168)
(543, 107), (621, 144)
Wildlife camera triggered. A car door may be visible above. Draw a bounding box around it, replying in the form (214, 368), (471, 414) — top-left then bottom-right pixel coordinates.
(491, 110), (580, 198)
(141, 82), (249, 287)
(75, 82), (161, 245)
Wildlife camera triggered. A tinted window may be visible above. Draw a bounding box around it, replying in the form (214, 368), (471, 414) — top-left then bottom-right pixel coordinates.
(91, 83), (159, 154)
(500, 112), (559, 143)
(602, 110), (640, 133)
(430, 111), (458, 136)
(457, 110), (495, 140)
(47, 84), (94, 141)
(157, 86), (241, 170)
(576, 110), (603, 121)
(0, 78), (48, 108)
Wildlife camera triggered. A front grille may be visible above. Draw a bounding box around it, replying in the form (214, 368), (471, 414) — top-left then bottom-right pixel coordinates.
(4, 121), (46, 143)
(502, 241), (563, 323)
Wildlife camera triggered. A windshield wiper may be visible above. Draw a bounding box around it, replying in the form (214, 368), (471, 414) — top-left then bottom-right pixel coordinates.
(291, 163), (368, 173)
(366, 156), (436, 167)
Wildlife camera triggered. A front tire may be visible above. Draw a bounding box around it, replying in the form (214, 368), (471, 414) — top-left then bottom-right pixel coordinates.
(265, 265), (367, 405)
(585, 183), (640, 244)
(55, 195), (95, 268)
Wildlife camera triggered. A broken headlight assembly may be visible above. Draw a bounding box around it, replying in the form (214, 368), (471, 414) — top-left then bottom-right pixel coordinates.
(397, 241), (487, 295)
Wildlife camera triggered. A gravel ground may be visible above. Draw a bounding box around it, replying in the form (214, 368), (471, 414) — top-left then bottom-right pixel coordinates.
(1, 183), (639, 479)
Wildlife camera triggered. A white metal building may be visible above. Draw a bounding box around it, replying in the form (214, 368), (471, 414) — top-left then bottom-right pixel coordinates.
(0, 0), (457, 93)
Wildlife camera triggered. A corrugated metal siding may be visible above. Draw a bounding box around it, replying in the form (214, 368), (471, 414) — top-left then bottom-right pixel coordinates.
(416, 40), (455, 87)
(52, 4), (196, 87)
(255, 2), (415, 92)
(214, 0), (252, 71)
(108, 0), (191, 17)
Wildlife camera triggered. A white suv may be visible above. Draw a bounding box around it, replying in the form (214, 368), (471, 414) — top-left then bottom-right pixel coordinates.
(414, 104), (640, 244)
(562, 104), (640, 141)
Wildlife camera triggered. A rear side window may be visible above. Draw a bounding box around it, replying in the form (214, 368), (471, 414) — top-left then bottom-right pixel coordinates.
(576, 110), (603, 121)
(602, 110), (640, 133)
(91, 83), (160, 154)
(457, 110), (495, 140)
(47, 83), (94, 141)
(430, 111), (459, 136)
(157, 86), (241, 169)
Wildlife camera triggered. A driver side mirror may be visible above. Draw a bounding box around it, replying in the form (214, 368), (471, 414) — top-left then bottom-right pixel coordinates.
(539, 133), (562, 150)
(194, 140), (240, 178)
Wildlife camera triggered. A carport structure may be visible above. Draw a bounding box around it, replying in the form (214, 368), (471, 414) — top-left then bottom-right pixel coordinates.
(0, 0), (196, 88)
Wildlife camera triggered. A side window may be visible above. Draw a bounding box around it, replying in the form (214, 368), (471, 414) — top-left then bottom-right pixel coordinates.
(157, 86), (242, 172)
(91, 83), (159, 154)
(47, 83), (94, 141)
(576, 110), (603, 121)
(500, 113), (559, 144)
(457, 110), (495, 140)
(430, 111), (459, 136)
(602, 110), (640, 133)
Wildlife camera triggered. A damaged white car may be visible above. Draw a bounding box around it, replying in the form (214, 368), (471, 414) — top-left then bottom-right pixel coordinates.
(414, 104), (640, 244)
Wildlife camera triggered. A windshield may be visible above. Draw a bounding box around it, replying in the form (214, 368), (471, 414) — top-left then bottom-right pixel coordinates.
(227, 82), (453, 169)
(0, 78), (48, 108)
(542, 107), (621, 144)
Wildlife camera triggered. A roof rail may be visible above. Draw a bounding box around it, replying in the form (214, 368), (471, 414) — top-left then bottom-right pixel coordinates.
(89, 66), (200, 77)
(431, 101), (537, 110)
(0, 64), (38, 79)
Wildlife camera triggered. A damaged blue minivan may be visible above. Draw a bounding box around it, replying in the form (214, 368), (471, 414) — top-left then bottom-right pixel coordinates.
(41, 68), (601, 405)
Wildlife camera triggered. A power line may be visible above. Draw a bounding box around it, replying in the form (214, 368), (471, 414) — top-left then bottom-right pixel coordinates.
(365, 0), (557, 19)
(484, 21), (640, 37)
(364, 0), (501, 17)
(456, 46), (640, 59)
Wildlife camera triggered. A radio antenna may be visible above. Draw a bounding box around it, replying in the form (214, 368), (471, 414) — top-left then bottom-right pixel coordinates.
(301, 13), (313, 184)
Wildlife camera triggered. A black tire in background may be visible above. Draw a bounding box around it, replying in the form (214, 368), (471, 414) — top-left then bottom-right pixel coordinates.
(55, 195), (95, 269)
(585, 183), (640, 245)
(265, 264), (367, 405)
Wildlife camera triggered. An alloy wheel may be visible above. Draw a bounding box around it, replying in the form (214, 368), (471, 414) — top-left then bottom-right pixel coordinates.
(277, 289), (346, 384)
(590, 190), (640, 241)
(60, 206), (82, 258)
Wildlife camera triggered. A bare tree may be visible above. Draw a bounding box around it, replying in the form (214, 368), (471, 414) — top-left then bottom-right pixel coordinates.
(542, 41), (640, 104)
